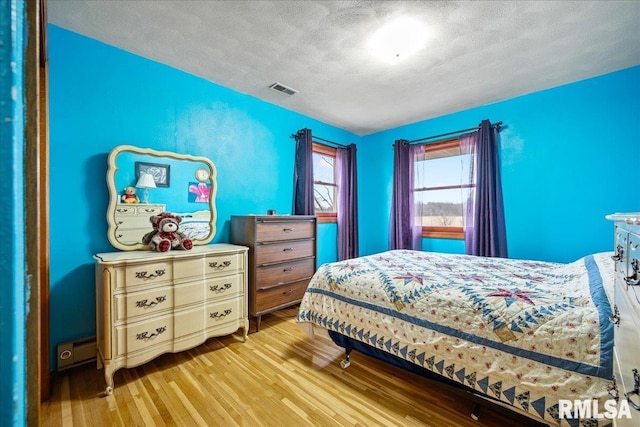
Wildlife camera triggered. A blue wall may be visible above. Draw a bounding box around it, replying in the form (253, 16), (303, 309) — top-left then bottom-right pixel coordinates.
(1, 0), (26, 425)
(48, 25), (353, 368)
(359, 66), (640, 262)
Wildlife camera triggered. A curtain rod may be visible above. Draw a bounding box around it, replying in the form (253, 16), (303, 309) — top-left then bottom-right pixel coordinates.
(407, 121), (502, 144)
(290, 133), (349, 149)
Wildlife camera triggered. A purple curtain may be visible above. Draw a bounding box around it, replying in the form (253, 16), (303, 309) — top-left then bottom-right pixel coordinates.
(292, 128), (314, 215)
(336, 144), (359, 260)
(460, 120), (507, 257)
(389, 140), (421, 250)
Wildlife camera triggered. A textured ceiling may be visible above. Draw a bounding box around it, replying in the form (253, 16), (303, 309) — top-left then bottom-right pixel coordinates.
(47, 0), (640, 136)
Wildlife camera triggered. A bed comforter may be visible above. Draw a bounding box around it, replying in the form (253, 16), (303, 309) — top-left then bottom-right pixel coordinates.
(296, 250), (615, 426)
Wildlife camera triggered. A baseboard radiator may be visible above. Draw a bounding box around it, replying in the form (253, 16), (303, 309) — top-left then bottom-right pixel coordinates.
(57, 336), (97, 371)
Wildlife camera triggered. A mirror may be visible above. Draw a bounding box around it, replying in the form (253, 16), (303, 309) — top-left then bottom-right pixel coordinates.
(106, 145), (217, 251)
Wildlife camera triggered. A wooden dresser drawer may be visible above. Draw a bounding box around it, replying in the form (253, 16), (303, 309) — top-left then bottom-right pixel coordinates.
(123, 261), (173, 288)
(114, 285), (173, 322)
(255, 239), (314, 265)
(614, 278), (640, 398)
(254, 279), (309, 313)
(256, 219), (315, 242)
(206, 274), (243, 301)
(206, 297), (244, 328)
(117, 313), (175, 356)
(255, 258), (315, 289)
(205, 252), (244, 276)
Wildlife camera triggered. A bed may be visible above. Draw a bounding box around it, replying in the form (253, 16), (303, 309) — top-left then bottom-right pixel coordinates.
(296, 250), (615, 427)
(175, 210), (212, 240)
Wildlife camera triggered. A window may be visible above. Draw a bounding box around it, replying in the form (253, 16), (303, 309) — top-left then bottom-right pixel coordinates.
(413, 138), (472, 239)
(312, 143), (337, 223)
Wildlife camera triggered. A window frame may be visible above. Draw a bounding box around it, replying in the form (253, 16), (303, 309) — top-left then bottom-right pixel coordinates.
(312, 142), (337, 223)
(414, 138), (468, 240)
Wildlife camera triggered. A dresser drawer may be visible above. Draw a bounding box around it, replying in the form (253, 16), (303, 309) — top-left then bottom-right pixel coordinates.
(114, 285), (173, 322)
(613, 278), (640, 411)
(206, 297), (244, 328)
(255, 239), (314, 265)
(256, 219), (315, 242)
(206, 274), (243, 301)
(115, 215), (155, 230)
(122, 261), (174, 288)
(254, 279), (309, 313)
(115, 205), (137, 215)
(117, 313), (174, 356)
(114, 228), (149, 245)
(136, 205), (164, 216)
(255, 258), (315, 289)
(173, 257), (205, 281)
(205, 252), (244, 276)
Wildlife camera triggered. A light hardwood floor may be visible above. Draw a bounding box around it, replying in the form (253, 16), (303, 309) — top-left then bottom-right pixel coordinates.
(41, 307), (539, 426)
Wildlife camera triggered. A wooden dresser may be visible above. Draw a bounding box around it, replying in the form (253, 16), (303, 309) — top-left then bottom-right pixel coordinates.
(230, 215), (317, 331)
(606, 213), (640, 426)
(114, 203), (165, 244)
(94, 244), (248, 395)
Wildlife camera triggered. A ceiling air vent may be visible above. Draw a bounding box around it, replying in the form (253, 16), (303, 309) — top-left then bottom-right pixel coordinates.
(269, 82), (298, 96)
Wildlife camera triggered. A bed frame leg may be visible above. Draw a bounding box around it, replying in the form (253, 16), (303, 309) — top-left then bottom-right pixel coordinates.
(470, 403), (481, 421)
(340, 348), (352, 369)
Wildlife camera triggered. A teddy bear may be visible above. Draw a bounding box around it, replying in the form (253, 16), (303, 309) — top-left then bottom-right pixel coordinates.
(121, 186), (139, 204)
(142, 212), (193, 252)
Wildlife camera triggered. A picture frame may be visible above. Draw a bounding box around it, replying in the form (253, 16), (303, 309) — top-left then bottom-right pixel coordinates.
(135, 161), (170, 187)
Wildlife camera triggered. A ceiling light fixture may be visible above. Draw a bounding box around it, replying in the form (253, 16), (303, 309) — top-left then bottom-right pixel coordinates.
(368, 17), (429, 64)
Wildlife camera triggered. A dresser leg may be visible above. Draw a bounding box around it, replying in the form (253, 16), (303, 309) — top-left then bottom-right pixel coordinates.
(255, 315), (262, 332)
(101, 365), (115, 397)
(242, 319), (249, 342)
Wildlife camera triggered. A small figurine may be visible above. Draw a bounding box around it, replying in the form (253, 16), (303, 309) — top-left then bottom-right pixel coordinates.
(121, 186), (139, 204)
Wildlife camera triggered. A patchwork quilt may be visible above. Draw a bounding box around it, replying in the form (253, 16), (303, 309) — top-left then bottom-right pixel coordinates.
(296, 250), (616, 427)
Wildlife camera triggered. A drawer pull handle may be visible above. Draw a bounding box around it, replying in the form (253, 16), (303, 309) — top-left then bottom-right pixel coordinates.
(609, 305), (620, 326)
(117, 221), (123, 225)
(283, 267), (293, 272)
(608, 376), (619, 402)
(626, 369), (640, 411)
(625, 259), (640, 286)
(283, 288), (293, 295)
(210, 309), (232, 319)
(136, 295), (167, 308)
(209, 260), (231, 270)
(210, 283), (232, 293)
(612, 245), (624, 261)
(283, 247), (294, 252)
(136, 326), (166, 341)
(283, 228), (293, 233)
(135, 269), (166, 280)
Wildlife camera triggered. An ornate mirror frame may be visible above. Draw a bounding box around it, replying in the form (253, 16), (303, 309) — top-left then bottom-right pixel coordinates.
(106, 145), (217, 251)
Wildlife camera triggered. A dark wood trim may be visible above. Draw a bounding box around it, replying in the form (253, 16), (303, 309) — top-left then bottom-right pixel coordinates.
(423, 137), (459, 152)
(422, 226), (464, 240)
(316, 212), (337, 223)
(24, 0), (46, 422)
(312, 142), (337, 157)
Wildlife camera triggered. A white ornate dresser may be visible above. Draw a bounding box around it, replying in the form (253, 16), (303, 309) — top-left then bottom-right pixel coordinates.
(606, 213), (640, 426)
(96, 145), (247, 395)
(94, 244), (248, 395)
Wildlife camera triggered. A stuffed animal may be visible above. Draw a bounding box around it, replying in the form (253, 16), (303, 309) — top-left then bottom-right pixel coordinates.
(121, 186), (139, 204)
(142, 212), (193, 252)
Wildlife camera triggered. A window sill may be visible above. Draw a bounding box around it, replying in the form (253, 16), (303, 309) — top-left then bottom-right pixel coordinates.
(316, 212), (337, 224)
(422, 227), (464, 240)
